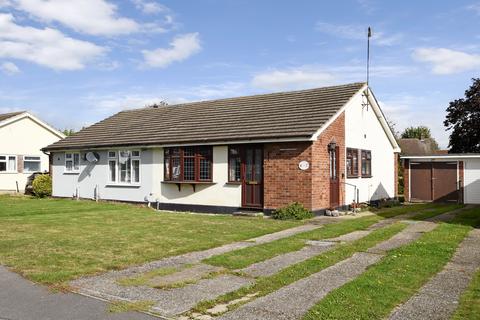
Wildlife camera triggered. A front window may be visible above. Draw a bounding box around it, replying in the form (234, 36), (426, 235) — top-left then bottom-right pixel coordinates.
(346, 148), (359, 178)
(228, 146), (242, 182)
(164, 146), (212, 182)
(0, 155), (17, 172)
(108, 150), (140, 184)
(361, 150), (372, 177)
(24, 156), (41, 172)
(65, 153), (80, 172)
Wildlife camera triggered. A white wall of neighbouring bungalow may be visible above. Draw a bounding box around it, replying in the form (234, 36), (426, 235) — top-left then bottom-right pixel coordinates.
(51, 146), (243, 207)
(344, 92), (396, 203)
(0, 116), (63, 191)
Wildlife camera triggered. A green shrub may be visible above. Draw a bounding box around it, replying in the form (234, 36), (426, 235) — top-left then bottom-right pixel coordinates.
(272, 202), (313, 220)
(32, 174), (52, 198)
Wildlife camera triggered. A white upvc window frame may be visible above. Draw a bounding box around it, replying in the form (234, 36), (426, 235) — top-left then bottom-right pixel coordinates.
(65, 152), (80, 173)
(0, 155), (17, 173)
(107, 150), (141, 185)
(23, 155), (42, 173)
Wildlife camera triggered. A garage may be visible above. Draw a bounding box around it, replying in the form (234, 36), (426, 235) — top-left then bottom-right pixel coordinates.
(403, 154), (480, 204)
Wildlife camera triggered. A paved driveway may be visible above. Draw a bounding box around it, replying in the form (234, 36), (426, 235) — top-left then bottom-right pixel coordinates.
(0, 266), (158, 320)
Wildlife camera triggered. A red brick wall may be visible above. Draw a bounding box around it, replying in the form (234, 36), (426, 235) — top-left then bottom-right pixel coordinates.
(263, 142), (313, 210)
(17, 155), (23, 173)
(459, 160), (464, 203)
(311, 112), (345, 210)
(403, 159), (410, 201)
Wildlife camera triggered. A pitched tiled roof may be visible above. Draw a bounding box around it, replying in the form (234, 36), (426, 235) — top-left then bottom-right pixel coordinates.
(0, 111), (24, 123)
(44, 82), (366, 151)
(398, 138), (441, 156)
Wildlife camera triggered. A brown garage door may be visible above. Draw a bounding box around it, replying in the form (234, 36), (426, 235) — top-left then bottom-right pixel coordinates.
(410, 162), (458, 202)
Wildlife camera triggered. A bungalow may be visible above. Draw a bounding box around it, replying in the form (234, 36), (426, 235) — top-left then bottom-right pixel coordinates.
(43, 82), (400, 214)
(0, 111), (65, 192)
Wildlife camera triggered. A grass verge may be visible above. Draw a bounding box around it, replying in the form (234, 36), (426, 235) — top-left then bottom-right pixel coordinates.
(109, 300), (155, 313)
(411, 203), (463, 220)
(451, 206), (480, 228)
(193, 222), (408, 314)
(303, 223), (471, 320)
(452, 268), (480, 320)
(0, 195), (299, 284)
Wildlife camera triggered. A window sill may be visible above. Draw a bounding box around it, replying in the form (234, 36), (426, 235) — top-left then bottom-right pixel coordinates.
(362, 175), (373, 178)
(105, 183), (141, 188)
(64, 171), (80, 175)
(347, 175), (359, 179)
(162, 180), (216, 192)
(0, 172), (18, 174)
(226, 181), (241, 185)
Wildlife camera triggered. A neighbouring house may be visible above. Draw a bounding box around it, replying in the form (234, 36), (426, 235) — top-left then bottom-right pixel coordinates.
(43, 83), (400, 214)
(397, 138), (445, 156)
(0, 111), (65, 192)
(402, 154), (480, 204)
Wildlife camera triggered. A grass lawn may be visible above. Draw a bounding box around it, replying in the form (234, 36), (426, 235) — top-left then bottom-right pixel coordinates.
(453, 269), (480, 320)
(0, 195), (300, 284)
(303, 223), (471, 320)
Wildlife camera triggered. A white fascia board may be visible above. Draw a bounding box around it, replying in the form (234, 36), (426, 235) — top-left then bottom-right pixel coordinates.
(310, 83), (368, 141)
(0, 112), (66, 139)
(401, 154), (480, 160)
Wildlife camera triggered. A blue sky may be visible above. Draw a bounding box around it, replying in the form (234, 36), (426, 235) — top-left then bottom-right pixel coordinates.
(1, 0), (479, 148)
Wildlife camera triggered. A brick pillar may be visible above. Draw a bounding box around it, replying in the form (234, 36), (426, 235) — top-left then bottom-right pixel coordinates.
(403, 159), (409, 201)
(17, 155), (23, 173)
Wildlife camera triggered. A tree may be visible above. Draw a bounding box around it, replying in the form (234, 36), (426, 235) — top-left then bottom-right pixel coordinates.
(146, 101), (168, 108)
(444, 78), (480, 153)
(62, 129), (76, 136)
(400, 126), (439, 150)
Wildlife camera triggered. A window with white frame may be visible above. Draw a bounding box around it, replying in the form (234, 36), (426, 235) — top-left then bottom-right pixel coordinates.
(108, 150), (140, 184)
(24, 156), (41, 172)
(0, 155), (17, 172)
(65, 153), (80, 172)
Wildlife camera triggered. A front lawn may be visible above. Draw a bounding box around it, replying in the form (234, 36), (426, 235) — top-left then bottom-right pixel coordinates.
(0, 195), (299, 284)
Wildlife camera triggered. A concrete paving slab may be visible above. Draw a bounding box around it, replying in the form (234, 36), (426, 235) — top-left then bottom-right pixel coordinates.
(148, 264), (223, 288)
(0, 266), (157, 320)
(389, 229), (480, 320)
(323, 230), (371, 242)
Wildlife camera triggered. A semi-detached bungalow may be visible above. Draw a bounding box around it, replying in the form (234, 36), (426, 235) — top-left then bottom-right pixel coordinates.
(43, 82), (401, 214)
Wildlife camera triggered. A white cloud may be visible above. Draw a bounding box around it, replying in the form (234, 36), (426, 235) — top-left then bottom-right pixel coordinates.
(9, 0), (139, 36)
(142, 33), (201, 68)
(252, 69), (336, 90)
(412, 47), (480, 74)
(1, 61), (20, 74)
(0, 13), (105, 70)
(466, 3), (480, 15)
(315, 22), (403, 46)
(132, 0), (166, 14)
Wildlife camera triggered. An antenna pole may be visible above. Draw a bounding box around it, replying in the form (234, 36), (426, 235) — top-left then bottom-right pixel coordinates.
(367, 26), (371, 87)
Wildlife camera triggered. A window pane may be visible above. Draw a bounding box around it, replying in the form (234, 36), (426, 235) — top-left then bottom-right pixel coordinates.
(8, 156), (16, 171)
(0, 162), (5, 171)
(132, 151), (140, 157)
(164, 155), (170, 180)
(120, 158), (131, 183)
(172, 157), (180, 180)
(184, 147), (195, 157)
(200, 158), (211, 180)
(65, 153), (72, 159)
(133, 160), (140, 183)
(183, 157), (195, 180)
(73, 153), (80, 170)
(25, 156), (40, 161)
(66, 160), (73, 171)
(109, 160), (116, 182)
(24, 161), (41, 172)
(229, 153), (241, 182)
(108, 151), (116, 158)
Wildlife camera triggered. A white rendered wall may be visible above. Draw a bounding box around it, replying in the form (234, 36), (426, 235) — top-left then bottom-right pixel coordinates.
(0, 117), (62, 191)
(344, 93), (396, 203)
(52, 146), (242, 207)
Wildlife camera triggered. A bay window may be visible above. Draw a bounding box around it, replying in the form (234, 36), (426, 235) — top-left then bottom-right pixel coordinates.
(164, 146), (212, 182)
(0, 155), (16, 172)
(24, 156), (41, 172)
(108, 150), (140, 184)
(65, 153), (80, 172)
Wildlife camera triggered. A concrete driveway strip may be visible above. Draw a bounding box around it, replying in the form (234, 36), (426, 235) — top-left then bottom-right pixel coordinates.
(389, 228), (480, 320)
(0, 266), (157, 320)
(218, 221), (437, 320)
